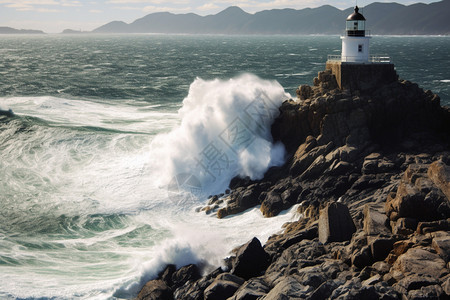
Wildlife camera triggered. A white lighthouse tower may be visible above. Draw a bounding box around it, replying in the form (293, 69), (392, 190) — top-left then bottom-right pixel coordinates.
(341, 6), (370, 62)
(325, 6), (395, 91)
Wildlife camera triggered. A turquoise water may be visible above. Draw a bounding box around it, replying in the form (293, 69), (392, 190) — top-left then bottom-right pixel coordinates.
(0, 35), (449, 299)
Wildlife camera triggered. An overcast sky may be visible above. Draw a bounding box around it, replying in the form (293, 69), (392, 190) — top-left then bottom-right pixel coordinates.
(0, 0), (440, 33)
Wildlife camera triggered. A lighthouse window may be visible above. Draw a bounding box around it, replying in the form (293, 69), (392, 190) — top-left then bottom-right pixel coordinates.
(358, 44), (363, 52)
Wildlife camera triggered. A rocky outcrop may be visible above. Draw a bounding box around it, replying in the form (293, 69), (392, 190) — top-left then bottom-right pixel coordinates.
(139, 69), (450, 299)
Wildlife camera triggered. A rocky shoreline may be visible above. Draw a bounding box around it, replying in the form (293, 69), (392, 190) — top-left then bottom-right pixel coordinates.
(137, 69), (450, 299)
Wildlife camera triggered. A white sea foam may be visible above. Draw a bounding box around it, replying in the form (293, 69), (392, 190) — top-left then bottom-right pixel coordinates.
(0, 76), (295, 300)
(149, 74), (290, 197)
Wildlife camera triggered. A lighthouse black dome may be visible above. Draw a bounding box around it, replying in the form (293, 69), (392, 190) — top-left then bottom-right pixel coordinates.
(347, 6), (366, 21)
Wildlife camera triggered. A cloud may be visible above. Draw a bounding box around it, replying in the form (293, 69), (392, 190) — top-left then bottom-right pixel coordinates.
(197, 3), (221, 11)
(107, 0), (189, 3)
(142, 5), (192, 13)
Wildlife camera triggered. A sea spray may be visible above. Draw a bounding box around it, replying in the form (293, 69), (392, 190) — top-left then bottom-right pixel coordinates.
(150, 74), (290, 199)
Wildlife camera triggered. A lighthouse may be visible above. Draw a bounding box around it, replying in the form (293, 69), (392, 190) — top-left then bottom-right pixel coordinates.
(341, 6), (370, 62)
(325, 6), (397, 91)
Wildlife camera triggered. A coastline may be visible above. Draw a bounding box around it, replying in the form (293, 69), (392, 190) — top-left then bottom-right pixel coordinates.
(137, 67), (450, 299)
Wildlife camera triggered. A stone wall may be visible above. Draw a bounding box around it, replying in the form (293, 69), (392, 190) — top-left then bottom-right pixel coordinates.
(326, 61), (398, 91)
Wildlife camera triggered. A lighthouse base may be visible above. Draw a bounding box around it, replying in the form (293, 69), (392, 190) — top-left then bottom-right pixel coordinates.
(326, 61), (397, 91)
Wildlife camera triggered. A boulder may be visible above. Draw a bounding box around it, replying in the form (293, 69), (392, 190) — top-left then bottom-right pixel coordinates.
(363, 204), (390, 236)
(385, 163), (450, 223)
(171, 264), (201, 289)
(231, 237), (270, 280)
(260, 191), (283, 218)
(369, 237), (396, 262)
(159, 264), (176, 286)
(427, 160), (450, 199)
(203, 273), (244, 300)
(394, 275), (439, 295)
(393, 248), (446, 278)
(137, 279), (173, 300)
(229, 277), (270, 300)
(431, 231), (450, 263)
(391, 217), (418, 235)
(352, 245), (373, 269)
(260, 276), (312, 300)
(416, 219), (450, 234)
(318, 202), (356, 244)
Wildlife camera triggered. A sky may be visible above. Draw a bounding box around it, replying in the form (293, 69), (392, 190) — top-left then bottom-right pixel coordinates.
(0, 0), (440, 33)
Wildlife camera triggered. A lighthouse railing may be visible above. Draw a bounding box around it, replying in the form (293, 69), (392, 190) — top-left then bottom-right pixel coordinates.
(327, 55), (392, 64)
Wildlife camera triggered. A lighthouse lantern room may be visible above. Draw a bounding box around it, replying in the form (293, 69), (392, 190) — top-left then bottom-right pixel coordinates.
(341, 6), (371, 63)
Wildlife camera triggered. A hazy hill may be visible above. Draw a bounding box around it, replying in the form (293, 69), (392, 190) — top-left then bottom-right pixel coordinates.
(93, 0), (450, 35)
(0, 26), (44, 34)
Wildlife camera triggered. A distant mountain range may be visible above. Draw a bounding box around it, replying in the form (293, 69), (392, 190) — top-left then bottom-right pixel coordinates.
(0, 27), (44, 34)
(93, 1), (450, 35)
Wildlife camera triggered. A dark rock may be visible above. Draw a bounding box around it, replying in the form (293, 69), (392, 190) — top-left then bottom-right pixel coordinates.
(262, 276), (312, 299)
(352, 245), (374, 269)
(428, 160), (450, 200)
(431, 231), (450, 263)
(442, 277), (450, 296)
(231, 237), (270, 280)
(394, 275), (439, 295)
(416, 219), (450, 234)
(297, 84), (313, 101)
(137, 279), (173, 300)
(309, 280), (338, 300)
(260, 191), (284, 218)
(391, 217), (418, 235)
(318, 202), (356, 244)
(371, 261), (391, 275)
(159, 264), (176, 286)
(385, 163), (450, 223)
(407, 284), (444, 300)
(393, 248), (446, 278)
(171, 264), (201, 290)
(363, 204), (390, 236)
(229, 277), (270, 300)
(369, 237), (396, 262)
(204, 273), (244, 300)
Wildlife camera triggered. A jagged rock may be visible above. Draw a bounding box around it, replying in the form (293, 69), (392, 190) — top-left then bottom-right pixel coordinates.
(309, 280), (339, 300)
(407, 284), (444, 299)
(203, 273), (244, 300)
(259, 191), (283, 218)
(443, 277), (450, 296)
(393, 248), (446, 278)
(391, 217), (418, 235)
(352, 245), (373, 269)
(230, 237), (270, 280)
(137, 279), (173, 300)
(385, 162), (450, 223)
(297, 84), (312, 101)
(143, 70), (450, 300)
(416, 219), (450, 234)
(159, 264), (176, 286)
(173, 268), (223, 300)
(428, 160), (450, 199)
(369, 237), (396, 262)
(229, 277), (270, 300)
(371, 261), (391, 275)
(394, 275), (439, 295)
(318, 202), (356, 244)
(260, 276), (312, 299)
(363, 204), (390, 236)
(431, 231), (450, 263)
(171, 264), (201, 290)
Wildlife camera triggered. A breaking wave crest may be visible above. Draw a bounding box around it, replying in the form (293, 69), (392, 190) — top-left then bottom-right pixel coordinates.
(150, 74), (290, 198)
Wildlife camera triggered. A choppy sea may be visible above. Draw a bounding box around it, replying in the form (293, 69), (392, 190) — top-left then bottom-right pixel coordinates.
(0, 34), (449, 299)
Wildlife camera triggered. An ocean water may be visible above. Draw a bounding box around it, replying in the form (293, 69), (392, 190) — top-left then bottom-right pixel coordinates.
(0, 34), (449, 299)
